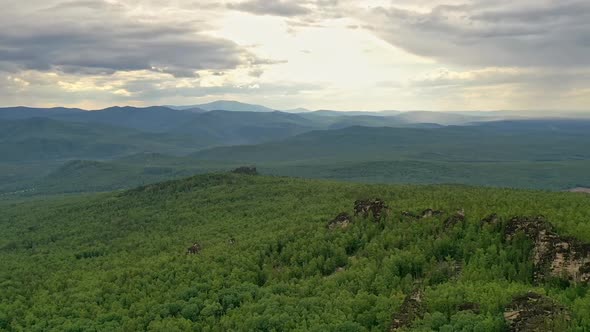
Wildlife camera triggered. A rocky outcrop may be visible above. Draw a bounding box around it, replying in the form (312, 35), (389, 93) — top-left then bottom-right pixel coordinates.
(505, 216), (590, 283)
(421, 208), (444, 219)
(354, 198), (388, 221)
(186, 243), (202, 254)
(443, 209), (465, 229)
(503, 292), (569, 332)
(504, 216), (550, 241)
(389, 289), (425, 331)
(480, 213), (500, 226)
(328, 212), (352, 230)
(232, 166), (258, 175)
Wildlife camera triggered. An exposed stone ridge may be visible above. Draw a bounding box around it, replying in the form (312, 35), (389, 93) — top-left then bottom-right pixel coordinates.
(389, 289), (425, 331)
(504, 292), (570, 332)
(354, 198), (388, 221)
(505, 216), (590, 283)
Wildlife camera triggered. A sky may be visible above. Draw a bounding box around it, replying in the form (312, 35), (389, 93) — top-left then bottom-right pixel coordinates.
(1, 0), (589, 111)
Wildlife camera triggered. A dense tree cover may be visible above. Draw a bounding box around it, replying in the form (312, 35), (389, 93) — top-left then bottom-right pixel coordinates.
(261, 159), (590, 191)
(192, 121), (590, 163)
(4, 118), (590, 196)
(1, 174), (590, 331)
(0, 117), (205, 162)
(5, 157), (590, 197)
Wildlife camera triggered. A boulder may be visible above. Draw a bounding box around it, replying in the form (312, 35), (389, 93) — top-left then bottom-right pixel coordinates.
(186, 243), (202, 254)
(354, 198), (388, 221)
(328, 212), (353, 230)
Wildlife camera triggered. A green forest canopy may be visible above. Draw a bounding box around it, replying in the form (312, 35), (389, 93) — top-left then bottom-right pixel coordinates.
(1, 173), (590, 331)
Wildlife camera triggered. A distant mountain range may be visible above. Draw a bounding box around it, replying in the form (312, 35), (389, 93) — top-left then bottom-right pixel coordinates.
(191, 119), (590, 164)
(165, 100), (277, 113)
(1, 100), (590, 195)
(162, 100), (589, 119)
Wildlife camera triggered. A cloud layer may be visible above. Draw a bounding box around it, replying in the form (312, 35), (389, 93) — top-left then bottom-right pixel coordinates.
(0, 0), (253, 77)
(367, 0), (590, 67)
(0, 0), (588, 111)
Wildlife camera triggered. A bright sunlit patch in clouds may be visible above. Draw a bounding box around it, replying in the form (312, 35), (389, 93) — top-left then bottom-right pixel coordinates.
(215, 12), (435, 90)
(0, 0), (588, 111)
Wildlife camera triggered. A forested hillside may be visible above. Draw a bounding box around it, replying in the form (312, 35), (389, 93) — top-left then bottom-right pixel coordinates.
(0, 117), (205, 162)
(1, 173), (590, 331)
(193, 120), (590, 163)
(3, 105), (590, 195)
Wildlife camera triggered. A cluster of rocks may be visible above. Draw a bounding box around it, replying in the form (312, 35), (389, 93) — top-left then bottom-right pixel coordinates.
(322, 199), (588, 330)
(389, 289), (569, 331)
(503, 292), (570, 332)
(354, 198), (389, 221)
(505, 216), (590, 283)
(186, 243), (201, 254)
(327, 212), (353, 230)
(330, 198), (456, 230)
(327, 199), (389, 230)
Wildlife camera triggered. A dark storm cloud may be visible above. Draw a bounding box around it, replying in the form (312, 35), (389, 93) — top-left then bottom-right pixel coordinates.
(0, 0), (255, 77)
(228, 0), (311, 17)
(367, 0), (590, 67)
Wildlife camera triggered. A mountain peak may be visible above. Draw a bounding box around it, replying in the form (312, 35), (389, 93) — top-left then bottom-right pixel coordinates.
(166, 100), (277, 112)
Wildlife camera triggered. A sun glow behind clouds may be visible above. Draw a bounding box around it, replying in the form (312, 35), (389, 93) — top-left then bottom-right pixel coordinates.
(214, 12), (436, 93)
(0, 0), (588, 111)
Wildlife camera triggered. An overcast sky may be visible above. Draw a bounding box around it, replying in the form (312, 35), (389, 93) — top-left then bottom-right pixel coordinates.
(1, 0), (589, 111)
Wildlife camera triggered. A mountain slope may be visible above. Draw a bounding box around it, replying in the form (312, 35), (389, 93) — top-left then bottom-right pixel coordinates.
(193, 121), (590, 163)
(31, 155), (241, 194)
(0, 106), (85, 120)
(66, 106), (205, 132)
(0, 106), (323, 146)
(0, 117), (208, 162)
(0, 106), (206, 132)
(173, 110), (319, 145)
(169, 100), (276, 112)
(392, 111), (491, 125)
(1, 174), (590, 330)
